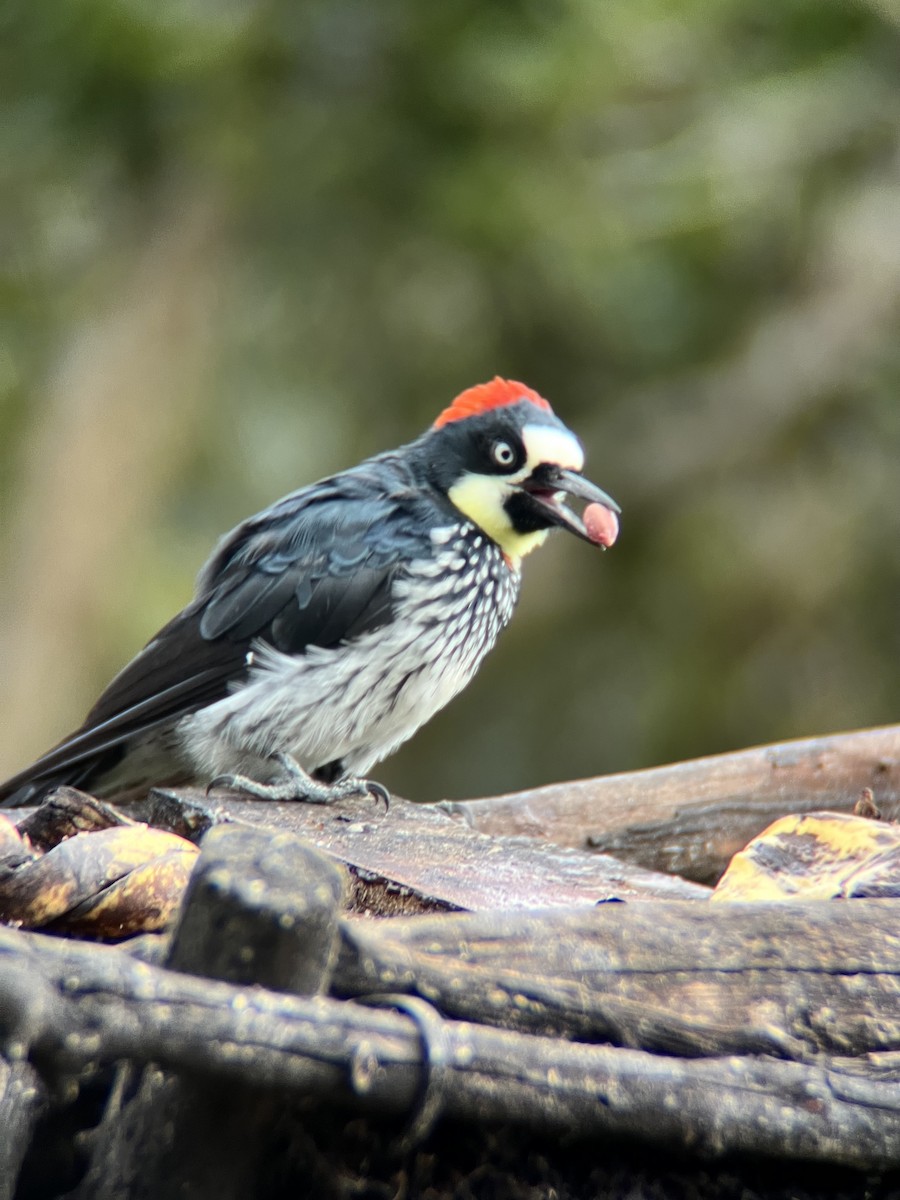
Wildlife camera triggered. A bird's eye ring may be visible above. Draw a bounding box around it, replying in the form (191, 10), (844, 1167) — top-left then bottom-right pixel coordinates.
(491, 440), (516, 468)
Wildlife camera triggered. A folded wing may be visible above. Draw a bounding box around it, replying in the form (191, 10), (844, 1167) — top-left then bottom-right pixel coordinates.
(0, 464), (424, 805)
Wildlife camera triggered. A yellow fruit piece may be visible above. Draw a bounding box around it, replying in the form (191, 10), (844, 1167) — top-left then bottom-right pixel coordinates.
(0, 824), (199, 928)
(54, 845), (199, 938)
(712, 811), (900, 901)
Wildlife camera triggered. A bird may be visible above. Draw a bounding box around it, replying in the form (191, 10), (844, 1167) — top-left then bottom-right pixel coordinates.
(0, 378), (620, 809)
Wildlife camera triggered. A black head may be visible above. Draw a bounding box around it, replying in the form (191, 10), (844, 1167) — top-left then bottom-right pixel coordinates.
(412, 378), (620, 564)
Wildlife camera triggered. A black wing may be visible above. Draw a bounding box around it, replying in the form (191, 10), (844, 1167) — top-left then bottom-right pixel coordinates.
(0, 459), (429, 805)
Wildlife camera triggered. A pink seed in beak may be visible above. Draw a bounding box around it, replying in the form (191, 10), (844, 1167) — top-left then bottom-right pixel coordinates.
(584, 502), (619, 548)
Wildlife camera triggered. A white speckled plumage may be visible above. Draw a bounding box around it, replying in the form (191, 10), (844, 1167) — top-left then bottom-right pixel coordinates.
(178, 524), (518, 781)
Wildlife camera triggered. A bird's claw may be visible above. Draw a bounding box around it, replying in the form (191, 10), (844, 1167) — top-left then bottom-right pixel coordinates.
(207, 755), (390, 810)
(207, 774), (235, 796)
(365, 780), (391, 811)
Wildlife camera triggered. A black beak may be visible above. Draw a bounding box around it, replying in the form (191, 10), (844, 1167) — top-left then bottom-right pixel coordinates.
(553, 467), (621, 513)
(522, 465), (621, 546)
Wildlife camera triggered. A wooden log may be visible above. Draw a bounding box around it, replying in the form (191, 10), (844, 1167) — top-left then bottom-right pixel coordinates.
(0, 1059), (45, 1200)
(444, 725), (900, 883)
(0, 925), (897, 1169)
(75, 827), (346, 1200)
(333, 900), (900, 1059)
(166, 823), (346, 991)
(195, 788), (709, 908)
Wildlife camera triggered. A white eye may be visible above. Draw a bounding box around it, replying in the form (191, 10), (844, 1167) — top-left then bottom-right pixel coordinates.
(491, 439), (516, 468)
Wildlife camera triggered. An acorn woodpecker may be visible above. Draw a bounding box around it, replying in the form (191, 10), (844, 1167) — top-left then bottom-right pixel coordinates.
(0, 379), (619, 807)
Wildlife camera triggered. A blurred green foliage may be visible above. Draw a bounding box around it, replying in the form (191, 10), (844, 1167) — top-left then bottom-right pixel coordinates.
(1, 0), (898, 799)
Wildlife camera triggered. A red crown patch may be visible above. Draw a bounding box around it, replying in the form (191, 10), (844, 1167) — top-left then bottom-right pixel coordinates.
(433, 377), (552, 429)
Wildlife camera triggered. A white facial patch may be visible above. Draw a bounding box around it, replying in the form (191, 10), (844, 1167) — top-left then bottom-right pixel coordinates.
(520, 424), (584, 475)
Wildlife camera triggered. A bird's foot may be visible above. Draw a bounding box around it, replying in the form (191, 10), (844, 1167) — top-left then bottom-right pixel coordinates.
(208, 752), (389, 808)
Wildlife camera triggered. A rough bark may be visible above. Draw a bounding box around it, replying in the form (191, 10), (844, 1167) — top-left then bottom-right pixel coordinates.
(0, 924), (897, 1170)
(73, 826), (347, 1200)
(178, 786), (710, 907)
(334, 899), (900, 1058)
(0, 1059), (45, 1200)
(444, 725), (900, 883)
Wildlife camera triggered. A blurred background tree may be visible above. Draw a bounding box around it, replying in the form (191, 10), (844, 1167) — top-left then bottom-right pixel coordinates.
(1, 0), (898, 801)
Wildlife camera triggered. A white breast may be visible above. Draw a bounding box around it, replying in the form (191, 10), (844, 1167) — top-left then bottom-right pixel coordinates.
(177, 525), (519, 782)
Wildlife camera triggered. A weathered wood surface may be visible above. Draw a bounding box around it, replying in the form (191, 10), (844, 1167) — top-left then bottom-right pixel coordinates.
(444, 724), (900, 883)
(165, 823), (346, 990)
(0, 1060), (44, 1200)
(157, 786), (710, 908)
(9, 781), (708, 927)
(0, 923), (898, 1169)
(3, 765), (900, 1190)
(335, 900), (900, 1058)
(76, 827), (347, 1200)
